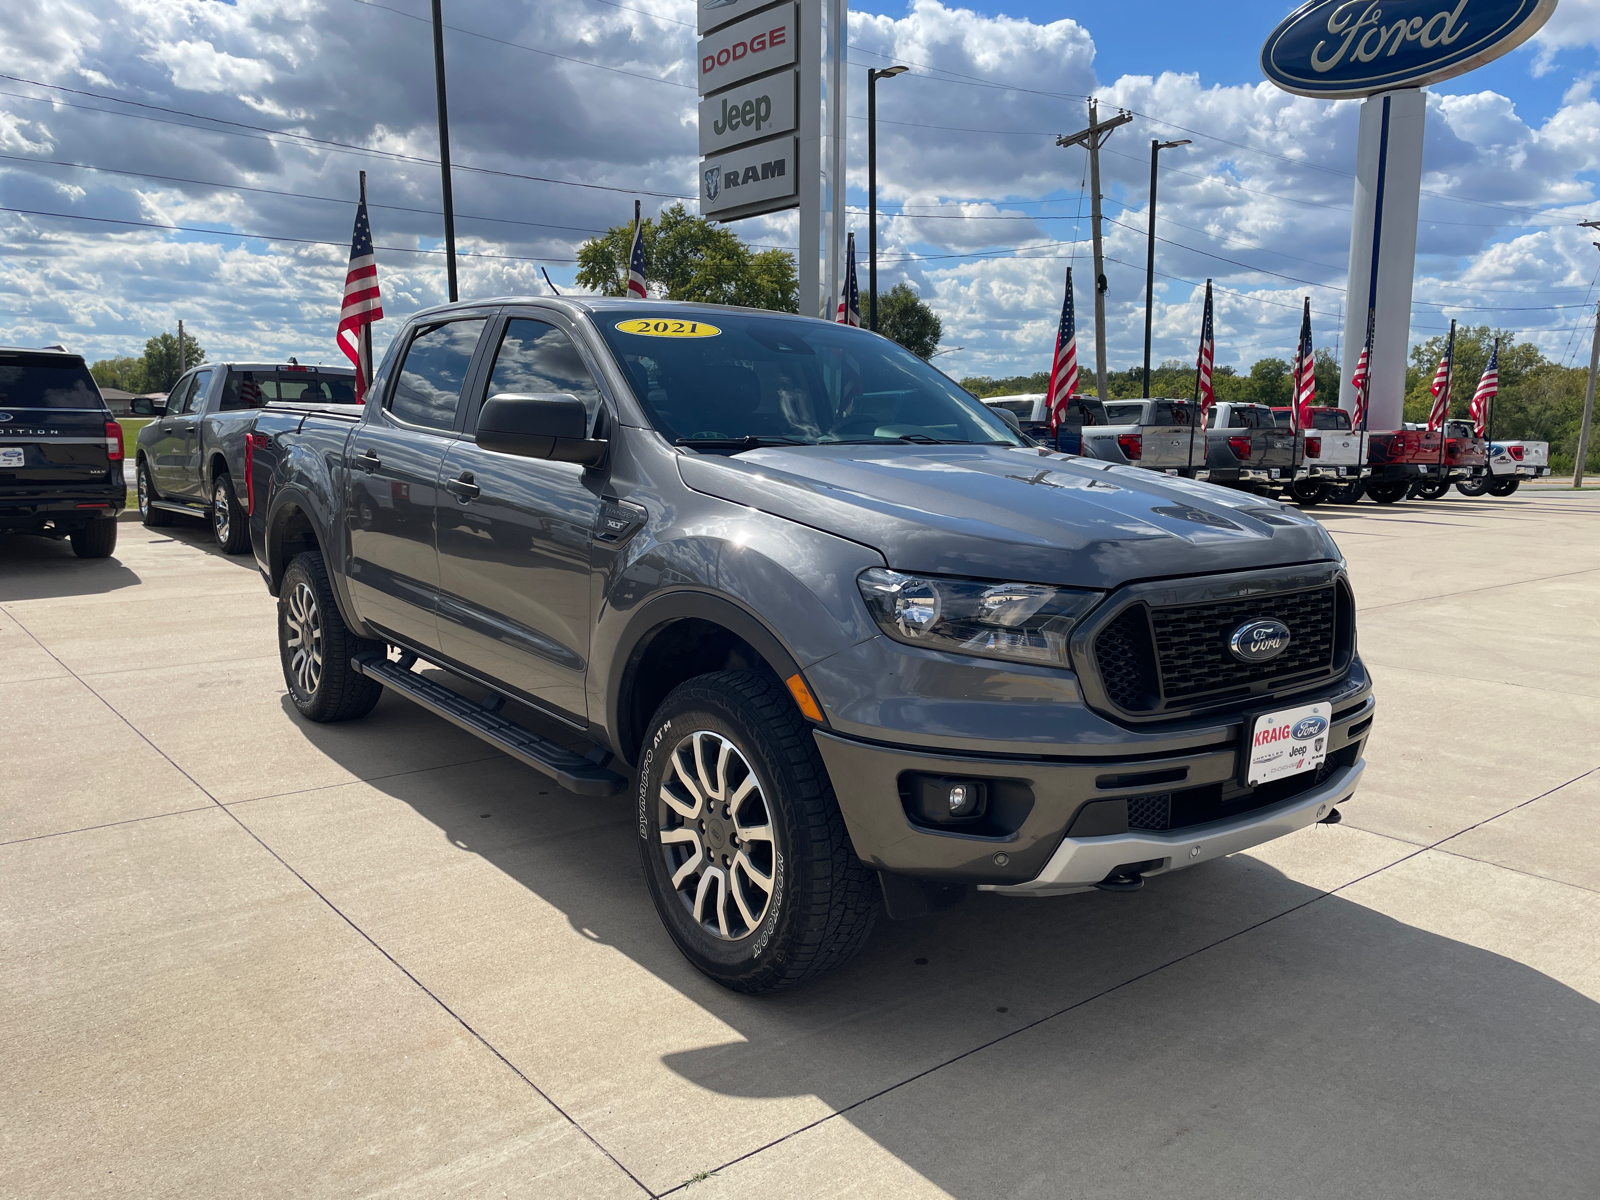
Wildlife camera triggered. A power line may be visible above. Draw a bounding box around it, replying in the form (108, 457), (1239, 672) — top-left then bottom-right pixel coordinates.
(0, 78), (697, 200)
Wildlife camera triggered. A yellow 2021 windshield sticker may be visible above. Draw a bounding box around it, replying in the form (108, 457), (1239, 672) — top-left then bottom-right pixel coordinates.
(614, 318), (721, 338)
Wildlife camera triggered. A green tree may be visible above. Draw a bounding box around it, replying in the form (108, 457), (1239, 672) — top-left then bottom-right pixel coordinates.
(874, 282), (942, 360)
(959, 371), (1049, 398)
(90, 355), (147, 393)
(1312, 347), (1340, 406)
(574, 203), (797, 311)
(1402, 325), (1542, 425)
(140, 330), (206, 392)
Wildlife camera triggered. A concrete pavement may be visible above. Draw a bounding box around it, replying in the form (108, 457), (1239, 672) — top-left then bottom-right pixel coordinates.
(3, 492), (1597, 1198)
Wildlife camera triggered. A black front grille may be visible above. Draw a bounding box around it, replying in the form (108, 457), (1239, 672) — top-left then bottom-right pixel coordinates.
(1094, 607), (1160, 711)
(1150, 585), (1337, 701)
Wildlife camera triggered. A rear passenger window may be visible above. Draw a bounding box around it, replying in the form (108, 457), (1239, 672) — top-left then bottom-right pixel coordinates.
(483, 319), (603, 432)
(389, 319), (486, 431)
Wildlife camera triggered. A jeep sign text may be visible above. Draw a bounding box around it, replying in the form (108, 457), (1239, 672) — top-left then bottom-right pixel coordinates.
(699, 73), (797, 156)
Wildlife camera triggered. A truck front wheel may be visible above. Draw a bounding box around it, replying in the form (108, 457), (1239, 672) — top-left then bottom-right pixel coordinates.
(138, 460), (173, 527)
(1410, 480), (1452, 500)
(278, 552), (383, 722)
(1366, 481), (1409, 504)
(637, 670), (879, 993)
(1288, 480), (1327, 506)
(1455, 475), (1490, 497)
(1487, 477), (1520, 497)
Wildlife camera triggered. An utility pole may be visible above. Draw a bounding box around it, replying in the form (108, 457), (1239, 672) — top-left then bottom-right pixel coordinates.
(1057, 101), (1132, 402)
(1575, 225), (1600, 488)
(177, 319), (186, 376)
(431, 0), (459, 302)
(1142, 138), (1190, 397)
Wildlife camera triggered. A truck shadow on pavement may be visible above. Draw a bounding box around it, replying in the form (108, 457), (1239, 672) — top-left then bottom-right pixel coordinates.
(289, 697), (1600, 1199)
(0, 533), (141, 601)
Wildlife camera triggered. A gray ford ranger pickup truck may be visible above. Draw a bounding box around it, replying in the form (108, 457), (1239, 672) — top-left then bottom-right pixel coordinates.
(245, 298), (1374, 993)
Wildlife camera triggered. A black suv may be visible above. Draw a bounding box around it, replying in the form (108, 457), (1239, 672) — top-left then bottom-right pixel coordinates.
(0, 346), (124, 557)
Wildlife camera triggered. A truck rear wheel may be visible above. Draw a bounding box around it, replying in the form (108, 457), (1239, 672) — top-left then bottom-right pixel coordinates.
(637, 670), (879, 993)
(211, 473), (250, 554)
(278, 552), (383, 722)
(1325, 480), (1363, 504)
(1455, 475), (1490, 497)
(1488, 477), (1520, 497)
(1410, 480), (1451, 500)
(138, 460), (172, 527)
(1366, 481), (1409, 504)
(1288, 480), (1327, 506)
(70, 517), (118, 559)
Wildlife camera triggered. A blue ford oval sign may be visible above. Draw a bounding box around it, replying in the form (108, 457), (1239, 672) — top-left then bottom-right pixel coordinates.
(1292, 714), (1329, 739)
(1230, 619), (1292, 663)
(1262, 0), (1559, 98)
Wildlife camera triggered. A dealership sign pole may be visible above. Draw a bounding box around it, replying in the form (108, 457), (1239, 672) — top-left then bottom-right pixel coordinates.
(696, 0), (846, 319)
(1261, 0), (1557, 434)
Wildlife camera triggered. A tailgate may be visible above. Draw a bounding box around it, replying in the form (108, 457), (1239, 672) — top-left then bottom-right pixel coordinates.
(1141, 423), (1203, 470)
(0, 407), (116, 494)
(1256, 429), (1297, 468)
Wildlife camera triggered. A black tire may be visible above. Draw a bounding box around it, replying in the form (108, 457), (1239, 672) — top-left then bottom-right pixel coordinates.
(1366, 481), (1409, 504)
(211, 473), (250, 554)
(1488, 477), (1520, 497)
(637, 670), (880, 993)
(69, 517), (118, 559)
(278, 552), (383, 722)
(138, 459), (172, 527)
(1326, 479), (1364, 505)
(1289, 479), (1327, 507)
(1455, 475), (1490, 497)
(1411, 480), (1451, 500)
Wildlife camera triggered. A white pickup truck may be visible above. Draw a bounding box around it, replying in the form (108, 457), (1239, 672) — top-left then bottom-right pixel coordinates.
(1271, 406), (1370, 505)
(1457, 440), (1550, 497)
(1086, 398), (1206, 475)
(980, 393), (1108, 455)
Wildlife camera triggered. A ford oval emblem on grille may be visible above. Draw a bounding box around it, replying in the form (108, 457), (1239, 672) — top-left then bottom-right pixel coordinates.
(0, 412), (12, 422)
(1229, 619), (1290, 663)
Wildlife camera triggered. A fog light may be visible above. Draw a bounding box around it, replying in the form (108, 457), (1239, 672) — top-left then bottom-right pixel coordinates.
(905, 774), (988, 825)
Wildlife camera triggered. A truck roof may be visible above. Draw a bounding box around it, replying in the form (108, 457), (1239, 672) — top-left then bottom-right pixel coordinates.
(209, 362), (356, 374)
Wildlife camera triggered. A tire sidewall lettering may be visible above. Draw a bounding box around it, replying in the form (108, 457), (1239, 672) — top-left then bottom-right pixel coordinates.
(749, 850), (784, 957)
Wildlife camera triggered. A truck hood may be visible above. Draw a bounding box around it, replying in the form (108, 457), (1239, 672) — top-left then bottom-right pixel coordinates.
(677, 444), (1339, 588)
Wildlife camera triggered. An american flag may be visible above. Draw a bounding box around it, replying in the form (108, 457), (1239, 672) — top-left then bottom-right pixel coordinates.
(336, 184), (383, 404)
(1291, 297), (1315, 429)
(835, 232), (861, 326)
(240, 373), (262, 408)
(1350, 312), (1373, 430)
(1427, 324), (1455, 432)
(627, 201), (648, 299)
(1046, 266), (1080, 434)
(1194, 279), (1215, 417)
(1470, 339), (1499, 437)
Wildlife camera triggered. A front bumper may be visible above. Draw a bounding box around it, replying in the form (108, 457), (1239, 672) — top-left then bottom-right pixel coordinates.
(812, 686), (1375, 888)
(984, 759), (1363, 896)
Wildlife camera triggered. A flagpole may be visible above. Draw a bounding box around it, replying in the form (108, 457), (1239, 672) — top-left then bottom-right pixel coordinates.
(1485, 336), (1498, 444)
(1186, 279), (1209, 477)
(359, 171), (373, 387)
(430, 0), (459, 303)
(1437, 318), (1455, 480)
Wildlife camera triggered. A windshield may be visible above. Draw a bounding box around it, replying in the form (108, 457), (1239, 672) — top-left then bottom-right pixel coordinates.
(596, 311), (1020, 448)
(0, 353), (103, 409)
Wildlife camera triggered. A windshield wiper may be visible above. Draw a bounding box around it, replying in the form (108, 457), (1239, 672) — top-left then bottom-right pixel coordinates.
(675, 435), (812, 452)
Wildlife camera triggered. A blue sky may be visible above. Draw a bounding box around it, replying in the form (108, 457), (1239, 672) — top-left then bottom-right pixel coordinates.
(1, 0), (1598, 379)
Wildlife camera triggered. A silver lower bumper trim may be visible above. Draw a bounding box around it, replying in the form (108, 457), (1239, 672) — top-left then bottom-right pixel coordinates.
(981, 760), (1365, 897)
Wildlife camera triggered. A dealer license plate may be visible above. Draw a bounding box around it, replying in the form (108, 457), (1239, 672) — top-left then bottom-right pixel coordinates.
(1336, 466), (1347, 477)
(0, 447), (24, 469)
(1269, 468), (1280, 479)
(1245, 702), (1331, 786)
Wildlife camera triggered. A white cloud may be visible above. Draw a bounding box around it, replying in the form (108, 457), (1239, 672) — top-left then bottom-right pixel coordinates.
(0, 0), (1597, 379)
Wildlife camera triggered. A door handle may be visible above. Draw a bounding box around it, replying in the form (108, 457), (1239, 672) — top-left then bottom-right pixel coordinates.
(446, 472), (480, 501)
(355, 448), (382, 472)
(181, 425), (196, 433)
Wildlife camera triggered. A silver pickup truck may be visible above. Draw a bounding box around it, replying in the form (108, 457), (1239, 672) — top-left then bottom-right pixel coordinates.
(1086, 399), (1206, 476)
(133, 363), (357, 551)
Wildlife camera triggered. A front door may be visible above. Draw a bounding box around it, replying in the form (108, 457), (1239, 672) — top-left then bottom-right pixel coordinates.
(172, 368), (212, 498)
(345, 316), (488, 652)
(150, 372), (196, 495)
(435, 314), (605, 720)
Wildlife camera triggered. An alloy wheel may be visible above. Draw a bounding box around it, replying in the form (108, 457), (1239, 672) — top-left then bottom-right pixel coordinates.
(213, 480), (231, 543)
(284, 581), (324, 696)
(137, 466), (150, 516)
(657, 730), (776, 941)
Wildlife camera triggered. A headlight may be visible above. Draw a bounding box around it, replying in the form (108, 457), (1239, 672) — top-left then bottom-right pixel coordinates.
(857, 568), (1099, 667)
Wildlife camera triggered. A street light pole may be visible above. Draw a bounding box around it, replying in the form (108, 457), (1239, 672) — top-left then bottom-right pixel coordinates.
(431, 0), (459, 302)
(1143, 138), (1190, 397)
(867, 65), (907, 333)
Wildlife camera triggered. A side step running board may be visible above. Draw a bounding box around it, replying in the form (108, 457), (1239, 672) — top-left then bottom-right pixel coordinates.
(350, 652), (626, 797)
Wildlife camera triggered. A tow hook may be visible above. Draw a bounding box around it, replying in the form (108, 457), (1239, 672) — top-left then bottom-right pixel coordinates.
(1318, 807), (1343, 825)
(1094, 872), (1144, 893)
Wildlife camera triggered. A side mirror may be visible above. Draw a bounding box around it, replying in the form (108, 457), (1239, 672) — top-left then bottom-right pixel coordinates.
(476, 393), (607, 468)
(131, 397), (162, 416)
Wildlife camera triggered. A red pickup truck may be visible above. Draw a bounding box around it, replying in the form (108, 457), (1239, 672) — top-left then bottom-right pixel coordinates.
(1363, 421), (1487, 504)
